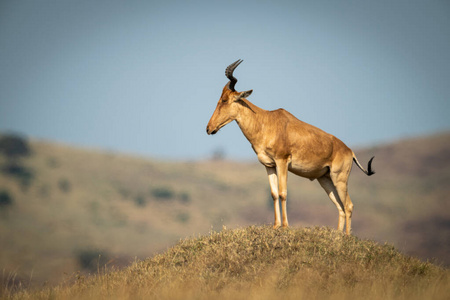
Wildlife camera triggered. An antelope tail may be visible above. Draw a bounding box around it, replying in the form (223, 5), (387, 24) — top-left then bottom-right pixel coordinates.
(352, 153), (375, 176)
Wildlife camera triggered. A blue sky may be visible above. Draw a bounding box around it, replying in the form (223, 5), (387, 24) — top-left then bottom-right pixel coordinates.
(1, 0), (449, 160)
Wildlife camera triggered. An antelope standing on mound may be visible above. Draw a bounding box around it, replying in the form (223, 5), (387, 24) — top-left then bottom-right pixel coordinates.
(206, 59), (375, 235)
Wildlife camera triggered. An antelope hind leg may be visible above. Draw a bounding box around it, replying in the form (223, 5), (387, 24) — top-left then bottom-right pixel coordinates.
(317, 176), (346, 232)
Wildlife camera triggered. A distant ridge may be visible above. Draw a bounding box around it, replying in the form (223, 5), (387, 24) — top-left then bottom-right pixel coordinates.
(0, 131), (449, 289)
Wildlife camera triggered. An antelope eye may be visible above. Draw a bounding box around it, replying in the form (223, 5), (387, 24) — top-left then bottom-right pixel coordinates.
(221, 98), (228, 103)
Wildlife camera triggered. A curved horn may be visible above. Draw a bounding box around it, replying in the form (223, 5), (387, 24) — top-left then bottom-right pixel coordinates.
(225, 59), (243, 92)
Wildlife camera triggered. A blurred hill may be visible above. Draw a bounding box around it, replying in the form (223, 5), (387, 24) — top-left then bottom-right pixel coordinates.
(0, 131), (449, 286)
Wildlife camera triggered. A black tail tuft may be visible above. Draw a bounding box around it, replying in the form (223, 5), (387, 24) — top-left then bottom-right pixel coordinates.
(367, 156), (375, 176)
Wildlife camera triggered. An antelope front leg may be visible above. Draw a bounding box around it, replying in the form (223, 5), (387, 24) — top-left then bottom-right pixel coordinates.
(276, 160), (289, 228)
(266, 167), (281, 229)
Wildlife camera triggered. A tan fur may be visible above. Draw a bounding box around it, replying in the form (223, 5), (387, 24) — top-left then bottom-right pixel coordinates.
(207, 77), (372, 235)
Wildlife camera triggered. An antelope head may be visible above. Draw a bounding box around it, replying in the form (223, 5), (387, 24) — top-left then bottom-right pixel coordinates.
(206, 59), (253, 135)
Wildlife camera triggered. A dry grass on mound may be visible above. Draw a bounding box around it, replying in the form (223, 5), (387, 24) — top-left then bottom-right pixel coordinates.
(4, 226), (449, 300)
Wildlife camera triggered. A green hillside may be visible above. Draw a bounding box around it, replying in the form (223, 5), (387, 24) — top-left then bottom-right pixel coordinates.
(6, 226), (449, 300)
(0, 132), (449, 288)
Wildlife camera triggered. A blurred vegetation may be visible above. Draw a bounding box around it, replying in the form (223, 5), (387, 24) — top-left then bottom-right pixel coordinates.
(0, 134), (31, 159)
(0, 190), (14, 207)
(76, 249), (110, 273)
(149, 186), (191, 204)
(150, 186), (174, 200)
(0, 134), (34, 189)
(176, 212), (190, 224)
(58, 178), (71, 193)
(133, 194), (147, 207)
(179, 192), (191, 204)
(1, 163), (34, 188)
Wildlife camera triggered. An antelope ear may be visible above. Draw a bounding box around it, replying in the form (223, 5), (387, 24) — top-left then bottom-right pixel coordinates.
(236, 89), (253, 101)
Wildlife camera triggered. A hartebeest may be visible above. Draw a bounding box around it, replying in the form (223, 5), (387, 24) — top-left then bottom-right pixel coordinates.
(206, 59), (375, 235)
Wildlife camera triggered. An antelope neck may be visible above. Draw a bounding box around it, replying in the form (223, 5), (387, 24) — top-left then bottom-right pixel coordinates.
(235, 99), (268, 146)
